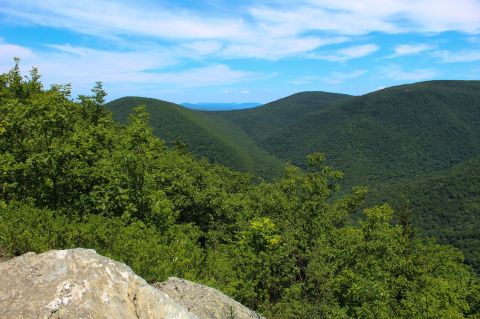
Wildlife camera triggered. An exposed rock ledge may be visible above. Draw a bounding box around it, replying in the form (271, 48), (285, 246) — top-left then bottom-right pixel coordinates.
(154, 278), (264, 319)
(0, 248), (262, 319)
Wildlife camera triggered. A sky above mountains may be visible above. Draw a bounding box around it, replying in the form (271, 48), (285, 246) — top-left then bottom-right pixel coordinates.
(1, 0), (480, 104)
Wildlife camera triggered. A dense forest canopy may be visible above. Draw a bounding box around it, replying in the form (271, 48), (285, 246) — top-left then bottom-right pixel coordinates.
(107, 80), (480, 275)
(1, 60), (479, 318)
(106, 96), (285, 178)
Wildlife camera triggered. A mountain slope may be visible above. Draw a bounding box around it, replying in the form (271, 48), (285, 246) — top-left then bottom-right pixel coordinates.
(215, 91), (352, 141)
(368, 156), (480, 271)
(105, 82), (480, 271)
(256, 81), (480, 187)
(105, 97), (284, 178)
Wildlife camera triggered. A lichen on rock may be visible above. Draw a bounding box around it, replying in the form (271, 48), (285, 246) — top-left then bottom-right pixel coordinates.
(0, 248), (198, 319)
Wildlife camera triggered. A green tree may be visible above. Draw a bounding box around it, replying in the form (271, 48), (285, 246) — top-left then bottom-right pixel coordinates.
(0, 61), (478, 319)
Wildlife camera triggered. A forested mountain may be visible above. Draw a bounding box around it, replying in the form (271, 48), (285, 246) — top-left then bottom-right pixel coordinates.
(105, 97), (284, 178)
(5, 62), (479, 318)
(368, 156), (480, 271)
(255, 81), (480, 187)
(214, 91), (351, 140)
(106, 92), (351, 178)
(107, 81), (480, 273)
(108, 82), (480, 188)
(226, 81), (480, 271)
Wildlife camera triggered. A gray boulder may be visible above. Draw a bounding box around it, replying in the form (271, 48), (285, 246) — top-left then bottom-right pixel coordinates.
(154, 277), (265, 319)
(0, 248), (198, 319)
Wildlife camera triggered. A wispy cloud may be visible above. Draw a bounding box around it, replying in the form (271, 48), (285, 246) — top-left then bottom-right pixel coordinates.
(381, 65), (439, 82)
(309, 44), (379, 62)
(0, 42), (264, 98)
(0, 0), (345, 60)
(287, 76), (319, 85)
(221, 36), (347, 60)
(145, 64), (262, 88)
(388, 43), (435, 58)
(2, 0), (479, 62)
(323, 70), (366, 85)
(0, 44), (34, 61)
(181, 41), (224, 56)
(0, 1), (251, 41)
(434, 49), (480, 63)
(2, 0), (479, 101)
(252, 0), (480, 35)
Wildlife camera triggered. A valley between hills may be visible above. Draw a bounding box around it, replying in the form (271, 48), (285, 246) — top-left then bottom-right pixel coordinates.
(2, 63), (480, 317)
(106, 80), (480, 272)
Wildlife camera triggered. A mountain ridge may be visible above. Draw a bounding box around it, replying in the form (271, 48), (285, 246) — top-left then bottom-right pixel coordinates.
(106, 80), (480, 271)
(105, 96), (285, 178)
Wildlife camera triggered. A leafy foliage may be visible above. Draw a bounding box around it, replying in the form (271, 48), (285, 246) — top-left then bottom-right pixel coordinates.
(368, 156), (480, 272)
(220, 83), (480, 274)
(107, 85), (480, 273)
(1, 61), (479, 318)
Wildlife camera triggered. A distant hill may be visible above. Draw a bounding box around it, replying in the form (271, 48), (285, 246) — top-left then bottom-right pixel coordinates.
(215, 91), (352, 141)
(181, 102), (261, 111)
(252, 81), (480, 187)
(106, 82), (480, 271)
(105, 97), (284, 178)
(107, 81), (480, 188)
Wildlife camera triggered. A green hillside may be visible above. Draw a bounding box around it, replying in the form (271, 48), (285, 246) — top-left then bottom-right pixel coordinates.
(3, 62), (479, 318)
(215, 91), (352, 140)
(106, 83), (480, 272)
(368, 156), (480, 272)
(105, 97), (284, 178)
(214, 81), (480, 272)
(256, 81), (480, 187)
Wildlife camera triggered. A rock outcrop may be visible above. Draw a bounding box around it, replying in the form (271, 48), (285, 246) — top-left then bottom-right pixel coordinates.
(0, 248), (198, 319)
(154, 278), (265, 319)
(0, 248), (265, 319)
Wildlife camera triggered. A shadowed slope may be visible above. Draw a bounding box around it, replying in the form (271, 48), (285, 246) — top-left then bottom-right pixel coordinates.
(106, 97), (285, 178)
(258, 81), (480, 187)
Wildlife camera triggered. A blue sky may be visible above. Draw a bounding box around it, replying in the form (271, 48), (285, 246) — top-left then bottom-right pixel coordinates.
(1, 0), (480, 104)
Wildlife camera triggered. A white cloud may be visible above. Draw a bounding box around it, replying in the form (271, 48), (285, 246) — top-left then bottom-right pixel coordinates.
(323, 70), (366, 85)
(181, 41), (224, 56)
(2, 0), (478, 63)
(305, 0), (480, 34)
(34, 44), (178, 84)
(250, 5), (400, 36)
(0, 44), (34, 61)
(288, 70), (366, 86)
(287, 76), (319, 85)
(145, 64), (260, 88)
(221, 36), (347, 60)
(2, 0), (477, 100)
(251, 0), (480, 36)
(0, 42), (263, 100)
(309, 44), (379, 62)
(388, 43), (435, 58)
(434, 50), (480, 63)
(0, 0), (252, 41)
(382, 65), (439, 82)
(337, 44), (379, 60)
